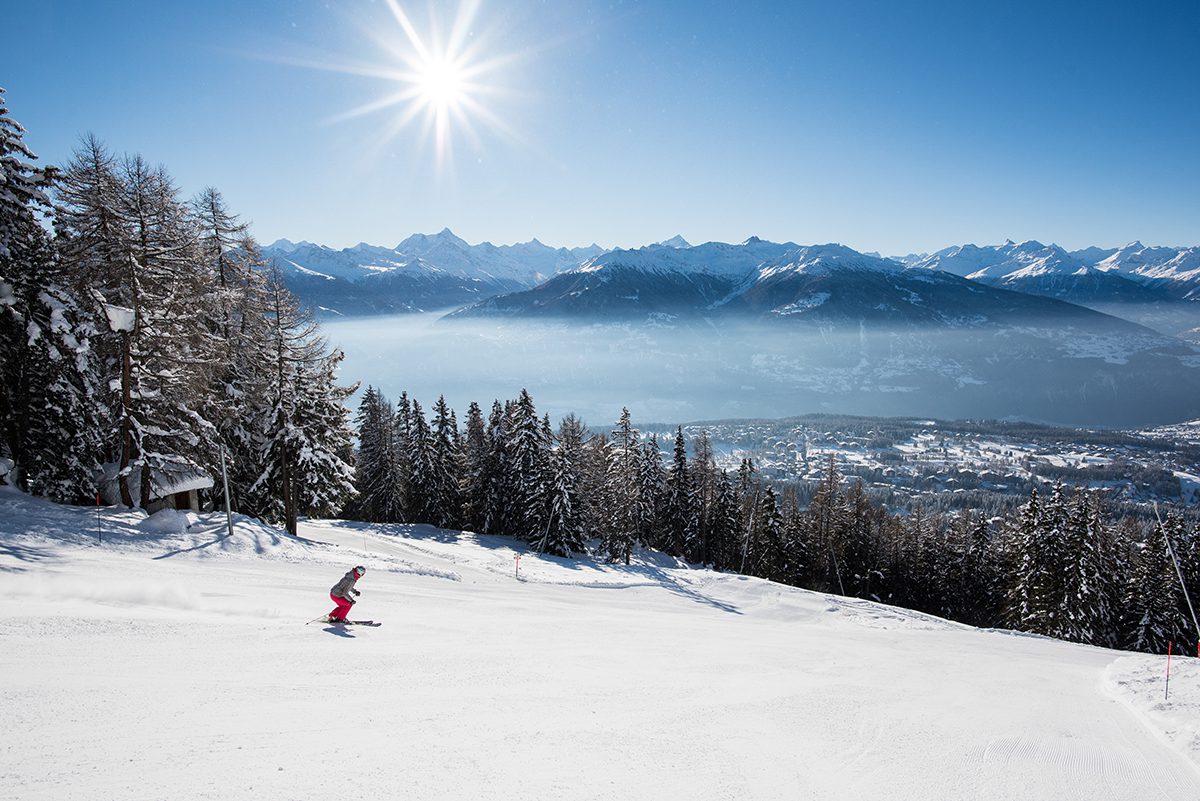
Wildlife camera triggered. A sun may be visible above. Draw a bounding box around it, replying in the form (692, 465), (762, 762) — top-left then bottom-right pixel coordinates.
(322, 0), (517, 167)
(415, 56), (468, 112)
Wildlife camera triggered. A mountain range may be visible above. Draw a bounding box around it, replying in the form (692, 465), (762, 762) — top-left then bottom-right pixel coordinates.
(263, 231), (1200, 330)
(263, 230), (604, 315)
(265, 231), (1200, 426)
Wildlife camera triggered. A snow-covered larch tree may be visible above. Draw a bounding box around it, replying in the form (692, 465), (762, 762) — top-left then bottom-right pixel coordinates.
(0, 88), (102, 501)
(250, 267), (355, 535)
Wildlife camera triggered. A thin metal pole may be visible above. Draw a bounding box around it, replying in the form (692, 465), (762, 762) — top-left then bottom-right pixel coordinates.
(1166, 640), (1173, 700)
(219, 445), (234, 539)
(829, 549), (846, 596)
(740, 485), (760, 574)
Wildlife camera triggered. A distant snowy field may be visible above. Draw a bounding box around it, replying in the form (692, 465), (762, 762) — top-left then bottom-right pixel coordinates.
(2, 488), (1199, 800)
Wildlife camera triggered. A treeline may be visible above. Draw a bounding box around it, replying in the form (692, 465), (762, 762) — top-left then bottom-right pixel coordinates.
(354, 386), (1200, 656)
(0, 89), (354, 533)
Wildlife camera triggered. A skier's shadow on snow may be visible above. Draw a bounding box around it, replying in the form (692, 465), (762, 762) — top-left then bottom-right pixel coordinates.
(152, 533), (232, 559)
(651, 570), (742, 615)
(321, 625), (356, 638)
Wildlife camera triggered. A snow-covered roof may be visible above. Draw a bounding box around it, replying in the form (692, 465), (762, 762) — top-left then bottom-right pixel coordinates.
(99, 461), (214, 504)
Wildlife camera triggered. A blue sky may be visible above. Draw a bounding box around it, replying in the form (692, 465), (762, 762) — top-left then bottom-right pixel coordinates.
(3, 0), (1198, 254)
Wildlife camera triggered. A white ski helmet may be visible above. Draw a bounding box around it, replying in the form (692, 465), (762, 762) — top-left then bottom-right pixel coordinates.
(354, 565), (367, 576)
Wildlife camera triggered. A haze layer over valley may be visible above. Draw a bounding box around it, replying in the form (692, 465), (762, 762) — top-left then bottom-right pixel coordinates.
(311, 233), (1200, 428)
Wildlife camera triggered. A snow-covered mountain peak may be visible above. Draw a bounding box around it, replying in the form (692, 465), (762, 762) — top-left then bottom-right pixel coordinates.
(266, 238), (313, 254)
(397, 228), (472, 252)
(758, 244), (905, 278)
(576, 237), (801, 279)
(659, 235), (691, 248)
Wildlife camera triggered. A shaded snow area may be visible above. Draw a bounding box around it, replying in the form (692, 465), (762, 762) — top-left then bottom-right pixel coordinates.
(3, 488), (1200, 800)
(1104, 656), (1200, 768)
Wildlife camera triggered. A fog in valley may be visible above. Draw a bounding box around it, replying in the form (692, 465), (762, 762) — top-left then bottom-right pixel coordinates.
(323, 312), (1200, 429)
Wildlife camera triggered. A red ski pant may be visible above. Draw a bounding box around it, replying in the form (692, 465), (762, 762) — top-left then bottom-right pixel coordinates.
(329, 593), (353, 621)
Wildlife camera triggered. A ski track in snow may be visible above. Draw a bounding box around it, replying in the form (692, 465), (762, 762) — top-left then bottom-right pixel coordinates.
(2, 487), (1199, 800)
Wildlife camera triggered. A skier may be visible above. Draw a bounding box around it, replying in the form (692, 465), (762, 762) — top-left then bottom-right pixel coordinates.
(328, 566), (366, 623)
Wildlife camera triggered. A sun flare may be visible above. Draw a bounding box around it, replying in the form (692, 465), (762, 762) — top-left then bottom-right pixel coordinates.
(320, 0), (517, 167)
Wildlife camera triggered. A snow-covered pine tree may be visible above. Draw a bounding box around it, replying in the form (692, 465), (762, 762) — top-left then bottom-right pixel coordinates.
(1056, 491), (1109, 645)
(955, 511), (999, 627)
(1003, 487), (1044, 632)
(1033, 482), (1071, 637)
(429, 395), (463, 528)
(605, 407), (641, 553)
(536, 420), (586, 557)
(392, 391), (414, 519)
(777, 485), (811, 587)
(0, 89), (102, 500)
(405, 399), (438, 524)
(1127, 515), (1183, 654)
(660, 427), (694, 559)
(481, 399), (510, 535)
(1090, 498), (1129, 648)
(1174, 518), (1200, 656)
(690, 430), (718, 565)
(460, 401), (488, 531)
(251, 267), (355, 534)
(754, 486), (787, 582)
(288, 353), (357, 523)
(353, 386), (404, 523)
(709, 469), (742, 571)
(505, 389), (551, 541)
(634, 434), (665, 551)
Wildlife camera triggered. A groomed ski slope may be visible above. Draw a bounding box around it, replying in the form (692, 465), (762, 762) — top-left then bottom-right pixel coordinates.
(2, 488), (1198, 801)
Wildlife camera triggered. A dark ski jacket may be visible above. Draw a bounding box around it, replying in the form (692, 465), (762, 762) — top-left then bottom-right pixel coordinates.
(330, 570), (360, 599)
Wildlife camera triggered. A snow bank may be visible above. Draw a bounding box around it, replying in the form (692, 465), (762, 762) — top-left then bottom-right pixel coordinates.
(1104, 654), (1200, 770)
(137, 508), (199, 535)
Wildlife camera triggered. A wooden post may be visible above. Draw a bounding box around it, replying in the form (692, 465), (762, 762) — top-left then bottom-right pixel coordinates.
(514, 554), (521, 579)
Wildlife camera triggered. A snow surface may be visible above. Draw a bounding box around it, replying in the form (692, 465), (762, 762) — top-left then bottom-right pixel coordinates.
(3, 488), (1200, 800)
(1105, 655), (1200, 770)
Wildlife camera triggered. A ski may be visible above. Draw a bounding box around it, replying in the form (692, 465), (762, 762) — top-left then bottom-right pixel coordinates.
(337, 619), (380, 627)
